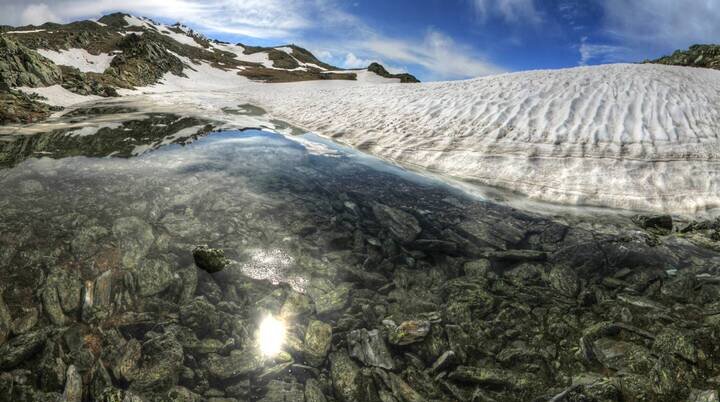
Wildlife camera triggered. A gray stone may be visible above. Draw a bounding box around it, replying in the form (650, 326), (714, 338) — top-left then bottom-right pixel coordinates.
(11, 307), (38, 336)
(62, 365), (82, 402)
(259, 380), (304, 402)
(180, 297), (219, 337)
(112, 338), (141, 382)
(38, 338), (67, 391)
(0, 329), (48, 370)
(280, 291), (314, 319)
(203, 349), (264, 380)
(305, 378), (327, 402)
(372, 203), (421, 243)
(308, 280), (352, 318)
(82, 271), (114, 322)
(388, 320), (431, 346)
(431, 350), (457, 372)
(449, 366), (528, 390)
(304, 320), (332, 367)
(653, 328), (697, 363)
(485, 249), (547, 262)
(688, 390), (720, 402)
(463, 259), (492, 277)
(41, 283), (67, 326)
(379, 370), (426, 402)
(134, 258), (175, 297)
(0, 291), (11, 345)
(548, 265), (580, 298)
(166, 386), (203, 402)
(330, 351), (378, 402)
(112, 216), (154, 268)
(177, 265), (198, 305)
(593, 338), (654, 373)
(632, 214), (673, 232)
(129, 332), (184, 393)
(41, 269), (82, 325)
(347, 329), (394, 370)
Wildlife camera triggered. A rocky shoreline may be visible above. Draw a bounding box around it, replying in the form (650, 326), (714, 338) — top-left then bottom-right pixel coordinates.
(2, 124), (720, 401)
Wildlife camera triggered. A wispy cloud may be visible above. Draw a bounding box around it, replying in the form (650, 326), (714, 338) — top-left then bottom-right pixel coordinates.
(471, 0), (541, 24)
(342, 52), (375, 69)
(578, 37), (630, 66)
(356, 29), (504, 80)
(600, 0), (720, 50)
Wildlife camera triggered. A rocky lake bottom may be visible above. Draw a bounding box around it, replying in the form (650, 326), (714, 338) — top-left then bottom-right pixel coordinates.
(2, 106), (720, 402)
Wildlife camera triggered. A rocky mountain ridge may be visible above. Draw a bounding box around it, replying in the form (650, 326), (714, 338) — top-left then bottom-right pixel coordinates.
(0, 12), (419, 124)
(645, 44), (720, 70)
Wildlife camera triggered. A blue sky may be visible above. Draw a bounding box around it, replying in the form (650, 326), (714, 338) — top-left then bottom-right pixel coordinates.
(3, 0), (720, 81)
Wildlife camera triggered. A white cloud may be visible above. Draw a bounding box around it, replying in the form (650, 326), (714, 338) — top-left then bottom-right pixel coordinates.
(600, 0), (720, 50)
(356, 29), (504, 80)
(342, 52), (374, 69)
(471, 0), (541, 24)
(20, 4), (60, 25)
(578, 37), (630, 66)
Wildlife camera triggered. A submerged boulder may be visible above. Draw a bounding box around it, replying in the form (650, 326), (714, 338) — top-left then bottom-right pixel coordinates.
(304, 320), (332, 367)
(347, 329), (394, 370)
(632, 214), (673, 232)
(0, 329), (49, 370)
(387, 320), (431, 346)
(372, 203), (421, 243)
(192, 245), (230, 273)
(329, 351), (378, 402)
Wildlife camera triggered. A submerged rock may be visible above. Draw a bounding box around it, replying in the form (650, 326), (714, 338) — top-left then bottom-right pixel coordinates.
(62, 365), (82, 402)
(192, 245), (230, 273)
(203, 349), (264, 380)
(112, 216), (155, 268)
(308, 281), (352, 318)
(134, 258), (175, 297)
(632, 214), (673, 232)
(129, 332), (184, 393)
(180, 297), (219, 337)
(688, 389), (720, 402)
(0, 292), (11, 346)
(303, 320), (332, 367)
(347, 329), (394, 370)
(387, 320), (431, 346)
(329, 351), (378, 402)
(259, 380), (305, 402)
(0, 329), (49, 370)
(304, 378), (328, 402)
(372, 203), (421, 243)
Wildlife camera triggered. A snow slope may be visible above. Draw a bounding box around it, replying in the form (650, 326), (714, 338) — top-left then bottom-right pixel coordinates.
(30, 62), (720, 214)
(36, 48), (115, 73)
(241, 64), (720, 213)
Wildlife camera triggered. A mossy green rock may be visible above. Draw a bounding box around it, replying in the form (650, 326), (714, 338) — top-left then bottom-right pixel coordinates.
(192, 245), (230, 273)
(304, 320), (332, 367)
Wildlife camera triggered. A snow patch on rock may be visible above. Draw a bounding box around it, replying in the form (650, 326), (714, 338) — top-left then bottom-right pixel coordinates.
(17, 85), (100, 107)
(36, 48), (115, 74)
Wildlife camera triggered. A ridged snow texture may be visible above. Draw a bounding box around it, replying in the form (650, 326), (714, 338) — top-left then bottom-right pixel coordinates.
(245, 64), (720, 213)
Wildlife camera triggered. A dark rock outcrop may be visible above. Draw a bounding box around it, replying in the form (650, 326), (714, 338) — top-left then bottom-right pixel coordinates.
(646, 44), (720, 70)
(368, 62), (420, 83)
